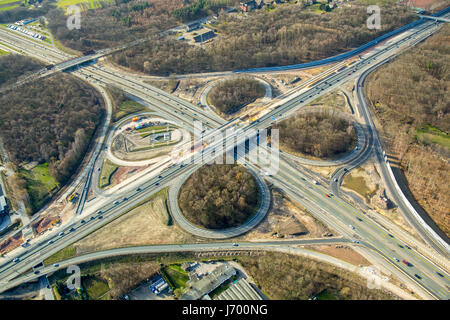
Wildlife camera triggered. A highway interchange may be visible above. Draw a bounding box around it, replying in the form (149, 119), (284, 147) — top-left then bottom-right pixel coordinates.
(0, 9), (449, 300)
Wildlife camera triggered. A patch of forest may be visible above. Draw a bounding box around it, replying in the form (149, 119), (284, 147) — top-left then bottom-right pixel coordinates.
(0, 69), (104, 186)
(366, 25), (450, 236)
(178, 164), (259, 229)
(274, 111), (357, 159)
(0, 54), (43, 87)
(47, 0), (237, 52)
(208, 77), (266, 115)
(111, 2), (415, 75)
(238, 251), (397, 300)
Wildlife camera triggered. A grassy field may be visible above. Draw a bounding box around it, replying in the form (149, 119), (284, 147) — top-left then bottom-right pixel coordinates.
(44, 245), (76, 265)
(83, 275), (110, 299)
(136, 125), (171, 134)
(0, 0), (22, 5)
(0, 48), (8, 55)
(98, 159), (119, 189)
(0, 4), (19, 11)
(415, 124), (450, 149)
(113, 100), (147, 122)
(56, 0), (111, 12)
(20, 163), (59, 213)
(163, 264), (189, 295)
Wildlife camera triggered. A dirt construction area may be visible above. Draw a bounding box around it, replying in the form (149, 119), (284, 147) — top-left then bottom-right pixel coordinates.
(237, 188), (334, 241)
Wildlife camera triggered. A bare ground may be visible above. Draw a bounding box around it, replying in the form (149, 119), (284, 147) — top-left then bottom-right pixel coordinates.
(306, 244), (371, 266)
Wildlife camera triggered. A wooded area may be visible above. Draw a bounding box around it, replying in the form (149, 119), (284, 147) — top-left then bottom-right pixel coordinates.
(0, 70), (104, 185)
(0, 54), (43, 87)
(208, 77), (265, 115)
(366, 25), (449, 237)
(274, 111), (357, 158)
(112, 2), (415, 75)
(238, 251), (396, 300)
(178, 164), (259, 229)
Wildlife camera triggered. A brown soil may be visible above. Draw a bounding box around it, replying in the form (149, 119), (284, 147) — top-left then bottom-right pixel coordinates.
(307, 244), (371, 266)
(0, 232), (23, 255)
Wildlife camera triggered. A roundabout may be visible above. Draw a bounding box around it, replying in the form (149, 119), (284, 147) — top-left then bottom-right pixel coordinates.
(168, 164), (271, 239)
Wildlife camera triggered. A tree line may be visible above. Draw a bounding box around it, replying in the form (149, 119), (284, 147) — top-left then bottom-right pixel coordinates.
(366, 25), (449, 237)
(111, 2), (415, 75)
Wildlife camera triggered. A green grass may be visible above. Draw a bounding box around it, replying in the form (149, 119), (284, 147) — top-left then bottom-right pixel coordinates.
(0, 4), (19, 10)
(56, 0), (112, 12)
(0, 48), (8, 55)
(140, 128), (174, 138)
(98, 159), (119, 189)
(315, 289), (339, 300)
(132, 140), (178, 152)
(415, 124), (450, 149)
(136, 125), (170, 133)
(0, 0), (22, 5)
(163, 264), (189, 290)
(83, 275), (110, 299)
(20, 163), (59, 213)
(113, 100), (147, 122)
(44, 245), (76, 265)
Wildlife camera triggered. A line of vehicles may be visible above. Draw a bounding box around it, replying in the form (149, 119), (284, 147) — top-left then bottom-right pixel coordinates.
(6, 24), (46, 41)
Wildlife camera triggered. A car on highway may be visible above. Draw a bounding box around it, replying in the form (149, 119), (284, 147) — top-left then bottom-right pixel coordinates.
(405, 245), (411, 250)
(155, 182), (159, 186)
(81, 219), (86, 224)
(333, 178), (338, 182)
(414, 274), (422, 280)
(436, 272), (444, 277)
(123, 197), (128, 201)
(402, 260), (412, 267)
(158, 175), (162, 179)
(58, 232), (64, 236)
(53, 263), (59, 267)
(353, 240), (360, 244)
(325, 193), (332, 198)
(69, 227), (75, 232)
(97, 210), (102, 215)
(349, 225), (355, 230)
(398, 244), (404, 249)
(13, 258), (19, 263)
(393, 257), (400, 262)
(136, 187), (142, 192)
(312, 180), (319, 185)
(98, 216), (103, 219)
(34, 270), (40, 275)
(388, 233), (394, 238)
(114, 201), (119, 205)
(356, 217), (363, 222)
(48, 240), (53, 244)
(232, 243), (239, 247)
(90, 216), (95, 221)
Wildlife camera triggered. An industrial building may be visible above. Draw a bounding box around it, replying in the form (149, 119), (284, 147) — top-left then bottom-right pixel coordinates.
(216, 278), (263, 300)
(193, 30), (215, 43)
(181, 264), (236, 300)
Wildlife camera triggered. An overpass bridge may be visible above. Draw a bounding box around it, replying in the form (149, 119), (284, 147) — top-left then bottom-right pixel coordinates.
(418, 15), (450, 23)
